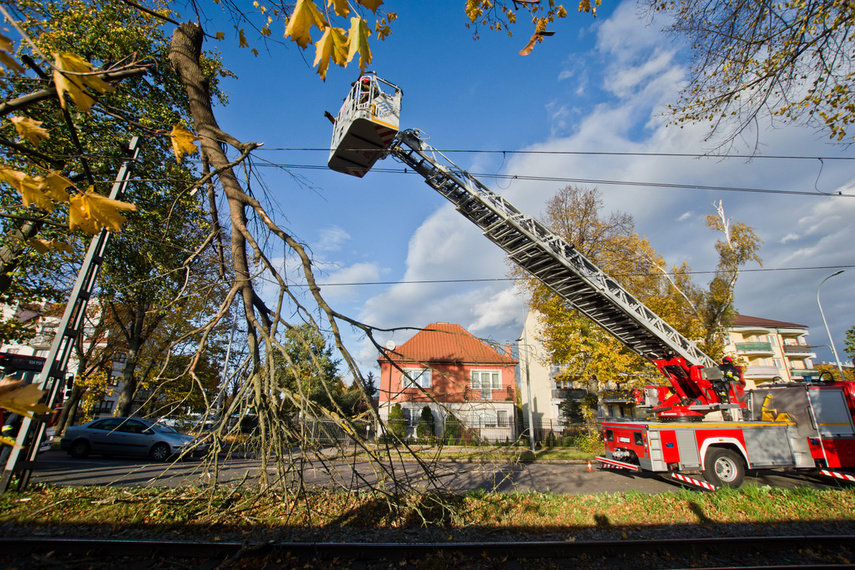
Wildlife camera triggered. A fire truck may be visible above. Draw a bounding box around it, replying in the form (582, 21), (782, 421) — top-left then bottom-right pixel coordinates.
(328, 73), (855, 490)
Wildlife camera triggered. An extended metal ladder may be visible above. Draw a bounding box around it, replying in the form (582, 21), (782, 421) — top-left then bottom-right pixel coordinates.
(389, 129), (715, 368)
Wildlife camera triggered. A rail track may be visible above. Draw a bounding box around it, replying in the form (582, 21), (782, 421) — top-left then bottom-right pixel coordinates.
(2, 534), (854, 568)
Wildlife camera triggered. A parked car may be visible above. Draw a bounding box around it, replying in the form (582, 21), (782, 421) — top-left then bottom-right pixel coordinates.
(60, 417), (207, 461)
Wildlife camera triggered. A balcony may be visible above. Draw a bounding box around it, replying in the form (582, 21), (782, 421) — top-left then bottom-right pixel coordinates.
(742, 365), (782, 380)
(735, 341), (774, 355)
(790, 368), (819, 379)
(783, 344), (815, 356)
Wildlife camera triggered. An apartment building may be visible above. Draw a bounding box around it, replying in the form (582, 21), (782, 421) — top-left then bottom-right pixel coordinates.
(724, 314), (817, 389)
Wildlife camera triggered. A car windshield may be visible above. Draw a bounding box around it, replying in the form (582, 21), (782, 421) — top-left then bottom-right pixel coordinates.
(152, 423), (178, 434)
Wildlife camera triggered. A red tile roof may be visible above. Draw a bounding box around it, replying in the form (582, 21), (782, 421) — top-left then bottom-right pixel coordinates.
(379, 322), (517, 365)
(733, 315), (807, 329)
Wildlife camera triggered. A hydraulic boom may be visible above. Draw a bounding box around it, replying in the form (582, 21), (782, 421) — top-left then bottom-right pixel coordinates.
(328, 73), (746, 420)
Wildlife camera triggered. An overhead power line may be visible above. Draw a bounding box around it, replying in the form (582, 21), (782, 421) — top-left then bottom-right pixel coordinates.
(298, 263), (855, 288)
(244, 159), (854, 199)
(258, 147), (855, 162)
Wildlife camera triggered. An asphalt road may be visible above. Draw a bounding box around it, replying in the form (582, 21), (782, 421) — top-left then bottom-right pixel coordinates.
(28, 449), (849, 494)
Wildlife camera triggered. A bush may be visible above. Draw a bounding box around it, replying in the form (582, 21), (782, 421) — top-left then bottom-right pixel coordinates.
(387, 403), (407, 441)
(416, 406), (435, 442)
(443, 413), (463, 444)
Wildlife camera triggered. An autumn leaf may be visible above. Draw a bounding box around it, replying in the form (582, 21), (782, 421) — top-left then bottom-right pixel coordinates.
(284, 0), (326, 49)
(356, 0), (383, 12)
(314, 27), (348, 80)
(53, 52), (115, 112)
(329, 0), (350, 17)
(0, 33), (23, 74)
(0, 167), (53, 211)
(28, 238), (73, 254)
(0, 377), (52, 419)
(170, 124), (199, 163)
(346, 16), (372, 71)
(69, 188), (136, 233)
(10, 116), (50, 146)
(42, 172), (73, 202)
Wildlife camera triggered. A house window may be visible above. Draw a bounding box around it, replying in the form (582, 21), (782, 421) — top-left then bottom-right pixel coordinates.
(474, 409), (498, 427)
(403, 368), (431, 389)
(471, 370), (501, 399)
(773, 358), (783, 368)
(497, 410), (509, 427)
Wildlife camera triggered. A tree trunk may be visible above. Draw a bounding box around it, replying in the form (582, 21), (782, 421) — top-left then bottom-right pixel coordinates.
(169, 22), (271, 484)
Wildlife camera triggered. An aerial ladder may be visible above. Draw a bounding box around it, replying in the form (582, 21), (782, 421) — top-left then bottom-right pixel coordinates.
(328, 73), (745, 422)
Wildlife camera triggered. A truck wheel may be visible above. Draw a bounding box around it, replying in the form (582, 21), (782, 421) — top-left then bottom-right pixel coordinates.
(69, 439), (90, 459)
(703, 448), (745, 488)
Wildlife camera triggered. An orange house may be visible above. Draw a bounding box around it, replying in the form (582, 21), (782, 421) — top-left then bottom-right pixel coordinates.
(377, 322), (518, 442)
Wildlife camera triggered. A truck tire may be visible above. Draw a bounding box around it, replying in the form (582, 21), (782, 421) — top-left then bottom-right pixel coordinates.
(703, 447), (745, 488)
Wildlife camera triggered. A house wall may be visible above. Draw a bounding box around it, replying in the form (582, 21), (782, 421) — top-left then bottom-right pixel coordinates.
(377, 359), (517, 442)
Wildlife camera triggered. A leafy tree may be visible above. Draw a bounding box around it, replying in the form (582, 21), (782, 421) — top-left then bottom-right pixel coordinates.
(645, 0), (855, 144)
(817, 362), (854, 382)
(845, 326), (855, 365)
(8, 0), (232, 419)
(387, 402), (406, 440)
(515, 187), (762, 396)
(273, 323), (343, 414)
(416, 405), (435, 441)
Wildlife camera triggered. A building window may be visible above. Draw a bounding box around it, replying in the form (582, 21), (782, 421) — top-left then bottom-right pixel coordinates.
(474, 409), (498, 427)
(773, 358), (783, 368)
(471, 370), (501, 398)
(403, 368), (431, 389)
(497, 410), (509, 427)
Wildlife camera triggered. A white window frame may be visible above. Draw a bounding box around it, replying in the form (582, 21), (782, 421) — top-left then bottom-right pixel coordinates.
(403, 367), (432, 389)
(475, 409), (498, 428)
(470, 370), (501, 392)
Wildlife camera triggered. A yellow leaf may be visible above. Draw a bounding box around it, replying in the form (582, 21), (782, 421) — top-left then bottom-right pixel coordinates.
(28, 238), (73, 254)
(27, 238), (50, 254)
(42, 172), (73, 202)
(53, 52), (115, 112)
(284, 0), (326, 49)
(356, 0), (383, 12)
(346, 16), (372, 71)
(0, 378), (52, 419)
(0, 33), (13, 54)
(215, 31), (225, 40)
(0, 435), (19, 448)
(0, 168), (53, 211)
(0, 51), (23, 74)
(314, 27), (348, 80)
(170, 124), (199, 163)
(69, 189), (136, 233)
(10, 116), (49, 146)
(328, 0), (350, 17)
(238, 28), (248, 48)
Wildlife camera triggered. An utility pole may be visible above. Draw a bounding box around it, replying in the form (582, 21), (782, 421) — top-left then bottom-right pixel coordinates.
(0, 137), (141, 494)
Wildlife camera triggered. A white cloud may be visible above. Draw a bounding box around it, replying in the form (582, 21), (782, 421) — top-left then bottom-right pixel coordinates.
(316, 226), (350, 252)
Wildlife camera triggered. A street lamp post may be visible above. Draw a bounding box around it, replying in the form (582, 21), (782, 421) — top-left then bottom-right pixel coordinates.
(516, 335), (536, 454)
(817, 270), (845, 380)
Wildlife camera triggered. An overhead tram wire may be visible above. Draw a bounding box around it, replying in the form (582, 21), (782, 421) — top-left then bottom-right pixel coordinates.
(258, 146), (855, 162)
(283, 263), (855, 289)
(242, 158), (855, 199)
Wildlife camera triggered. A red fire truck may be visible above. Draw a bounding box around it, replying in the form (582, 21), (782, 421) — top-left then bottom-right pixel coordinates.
(328, 73), (855, 490)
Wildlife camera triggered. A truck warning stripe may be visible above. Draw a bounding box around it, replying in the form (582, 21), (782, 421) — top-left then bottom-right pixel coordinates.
(671, 473), (718, 491)
(820, 469), (855, 482)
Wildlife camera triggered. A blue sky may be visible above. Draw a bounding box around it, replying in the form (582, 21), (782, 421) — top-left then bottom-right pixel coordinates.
(204, 0), (854, 375)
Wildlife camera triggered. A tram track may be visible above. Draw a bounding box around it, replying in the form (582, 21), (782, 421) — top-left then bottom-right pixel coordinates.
(2, 534), (853, 568)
